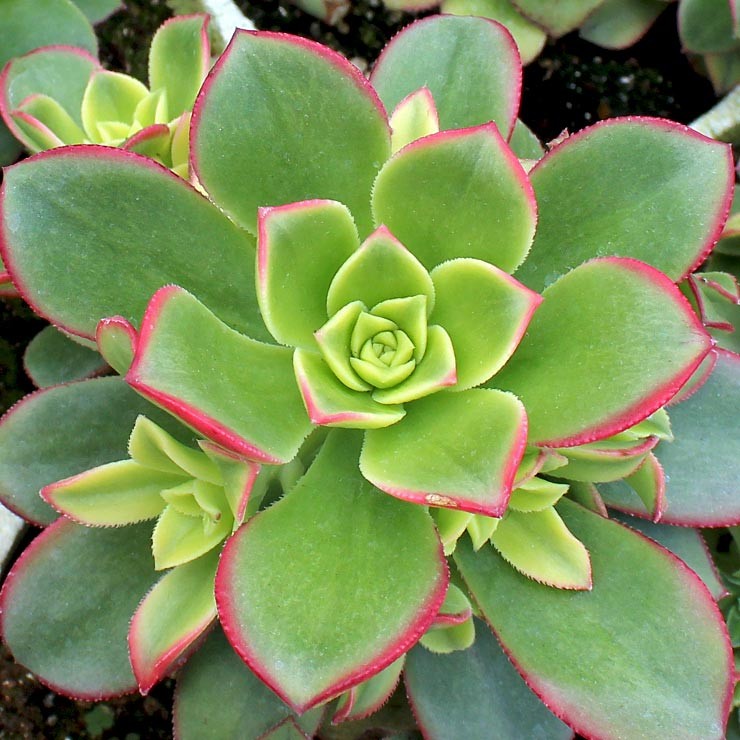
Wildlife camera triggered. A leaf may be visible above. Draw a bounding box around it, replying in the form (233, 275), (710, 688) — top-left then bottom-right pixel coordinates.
(0, 377), (192, 527)
(80, 70), (148, 142)
(1, 146), (267, 341)
(96, 316), (137, 374)
(42, 459), (179, 526)
(360, 389), (527, 517)
(456, 499), (734, 739)
(333, 657), (405, 723)
(1, 46), (98, 151)
(293, 349), (405, 429)
(257, 200), (359, 348)
(516, 118), (734, 292)
(129, 549), (218, 693)
(580, 0), (666, 49)
(508, 118), (544, 159)
(491, 507), (592, 589)
(372, 124), (536, 274)
(653, 350), (740, 526)
(0, 0), (97, 64)
(0, 520), (158, 699)
(174, 629), (323, 739)
(405, 621), (572, 740)
(388, 87), (439, 153)
(326, 226), (435, 317)
(429, 258), (541, 390)
(494, 258), (712, 446)
(72, 0), (122, 24)
(679, 0), (740, 54)
(610, 512), (727, 602)
(371, 15), (521, 137)
(511, 0), (605, 36)
(24, 326), (107, 388)
(191, 30), (390, 236)
(215, 430), (448, 713)
(128, 286), (312, 463)
(148, 14), (209, 119)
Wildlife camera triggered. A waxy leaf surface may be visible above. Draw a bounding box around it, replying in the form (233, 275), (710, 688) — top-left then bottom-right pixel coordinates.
(371, 15), (521, 137)
(580, 0), (666, 49)
(129, 549), (219, 694)
(456, 499), (733, 739)
(216, 430), (447, 712)
(361, 389), (527, 516)
(24, 326), (106, 388)
(174, 629), (323, 740)
(0, 520), (157, 699)
(654, 350), (739, 525)
(494, 258), (711, 446)
(257, 200), (359, 348)
(517, 119), (733, 292)
(0, 377), (191, 526)
(372, 125), (536, 274)
(512, 0), (605, 36)
(128, 287), (312, 464)
(192, 30), (390, 236)
(405, 621), (571, 740)
(0, 147), (266, 341)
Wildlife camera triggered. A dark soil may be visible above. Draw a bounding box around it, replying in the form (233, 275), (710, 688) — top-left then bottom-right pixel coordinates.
(0, 0), (726, 738)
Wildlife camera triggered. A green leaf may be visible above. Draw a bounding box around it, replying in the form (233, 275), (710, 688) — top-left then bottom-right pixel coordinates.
(72, 0), (122, 23)
(361, 389), (527, 517)
(0, 0), (97, 64)
(441, 0), (547, 64)
(610, 512), (727, 602)
(0, 520), (158, 699)
(653, 350), (740, 526)
(0, 377), (192, 526)
(679, 0), (740, 54)
(429, 258), (541, 390)
(333, 657), (405, 723)
(42, 459), (181, 526)
(191, 30), (390, 236)
(372, 125), (536, 274)
(405, 621), (572, 740)
(0, 123), (21, 166)
(13, 94), (86, 147)
(257, 200), (359, 347)
(491, 507), (592, 589)
(293, 348), (405, 428)
(580, 0), (666, 49)
(81, 70), (148, 142)
(370, 15), (521, 137)
(456, 499), (734, 739)
(494, 258), (712, 446)
(1, 146), (267, 341)
(508, 118), (545, 159)
(148, 15), (209, 119)
(555, 436), (657, 483)
(509, 477), (569, 512)
(174, 629), (323, 739)
(215, 430), (447, 713)
(510, 0), (604, 36)
(128, 287), (312, 464)
(129, 549), (218, 693)
(326, 226), (434, 317)
(419, 619), (475, 654)
(24, 326), (106, 388)
(388, 87), (439, 153)
(622, 452), (665, 521)
(95, 316), (136, 374)
(1, 46), (98, 150)
(371, 325), (457, 404)
(517, 119), (733, 292)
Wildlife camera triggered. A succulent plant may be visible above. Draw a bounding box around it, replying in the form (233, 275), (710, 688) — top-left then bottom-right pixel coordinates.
(0, 14), (738, 739)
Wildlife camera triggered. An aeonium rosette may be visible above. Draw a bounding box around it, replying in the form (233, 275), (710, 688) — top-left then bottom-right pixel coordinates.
(0, 14), (737, 740)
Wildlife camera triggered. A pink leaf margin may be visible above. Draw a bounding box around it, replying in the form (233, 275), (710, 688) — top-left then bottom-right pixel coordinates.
(458, 507), (736, 740)
(0, 518), (139, 701)
(370, 15), (522, 141)
(533, 256), (714, 449)
(214, 520), (450, 715)
(530, 117), (735, 283)
(126, 284), (284, 464)
(190, 29), (390, 189)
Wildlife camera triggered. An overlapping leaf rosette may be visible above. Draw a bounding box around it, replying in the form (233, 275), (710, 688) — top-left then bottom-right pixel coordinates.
(0, 15), (739, 740)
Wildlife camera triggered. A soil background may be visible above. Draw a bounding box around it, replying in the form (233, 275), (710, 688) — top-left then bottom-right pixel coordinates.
(0, 0), (722, 737)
